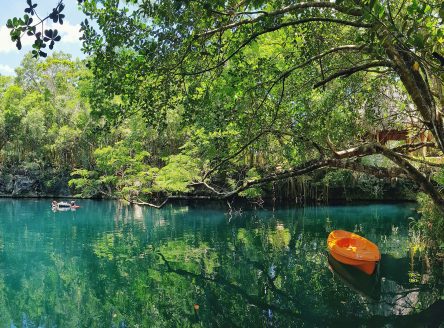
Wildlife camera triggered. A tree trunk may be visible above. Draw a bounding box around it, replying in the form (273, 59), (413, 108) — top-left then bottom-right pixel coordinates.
(381, 31), (444, 153)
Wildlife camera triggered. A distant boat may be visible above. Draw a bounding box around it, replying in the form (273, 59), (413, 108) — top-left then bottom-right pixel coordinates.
(327, 230), (380, 275)
(52, 202), (80, 211)
(57, 202), (71, 208)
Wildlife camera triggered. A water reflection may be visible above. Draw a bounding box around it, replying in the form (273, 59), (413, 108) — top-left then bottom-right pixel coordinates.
(328, 253), (381, 300)
(0, 200), (441, 326)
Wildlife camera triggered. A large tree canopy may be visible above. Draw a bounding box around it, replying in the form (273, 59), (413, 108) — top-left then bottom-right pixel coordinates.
(7, 0), (444, 211)
(75, 0), (444, 205)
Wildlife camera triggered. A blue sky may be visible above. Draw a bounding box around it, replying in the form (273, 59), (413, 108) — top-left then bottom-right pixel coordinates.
(0, 0), (87, 75)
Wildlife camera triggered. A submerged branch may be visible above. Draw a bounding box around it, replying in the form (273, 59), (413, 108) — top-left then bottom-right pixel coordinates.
(121, 195), (170, 209)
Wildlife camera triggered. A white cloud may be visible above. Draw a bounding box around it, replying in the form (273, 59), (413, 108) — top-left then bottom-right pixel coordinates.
(0, 20), (82, 54)
(0, 64), (14, 75)
(0, 25), (34, 53)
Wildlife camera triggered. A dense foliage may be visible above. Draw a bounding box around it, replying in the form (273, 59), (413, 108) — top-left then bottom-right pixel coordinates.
(0, 53), (92, 193)
(0, 52), (203, 200)
(0, 51), (416, 203)
(73, 0), (444, 209)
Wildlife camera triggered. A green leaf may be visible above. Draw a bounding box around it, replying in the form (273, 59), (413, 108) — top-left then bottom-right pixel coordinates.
(413, 32), (425, 49)
(374, 2), (385, 19)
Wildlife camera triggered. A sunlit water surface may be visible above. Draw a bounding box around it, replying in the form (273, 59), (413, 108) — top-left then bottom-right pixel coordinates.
(0, 200), (442, 327)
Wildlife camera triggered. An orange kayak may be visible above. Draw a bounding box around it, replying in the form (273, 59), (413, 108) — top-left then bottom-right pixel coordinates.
(327, 230), (380, 275)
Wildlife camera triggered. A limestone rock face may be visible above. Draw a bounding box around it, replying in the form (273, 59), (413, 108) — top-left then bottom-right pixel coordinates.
(0, 174), (15, 194)
(0, 169), (72, 197)
(12, 175), (36, 196)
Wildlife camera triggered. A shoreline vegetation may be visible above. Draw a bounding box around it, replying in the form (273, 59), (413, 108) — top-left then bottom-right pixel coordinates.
(0, 167), (418, 203)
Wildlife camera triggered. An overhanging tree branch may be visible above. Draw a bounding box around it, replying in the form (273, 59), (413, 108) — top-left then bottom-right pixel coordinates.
(272, 45), (367, 81)
(391, 142), (437, 153)
(202, 76), (288, 181)
(222, 159), (331, 198)
(398, 154), (444, 168)
(202, 129), (273, 180)
(220, 157), (409, 198)
(198, 2), (363, 38)
(329, 142), (444, 208)
(314, 61), (394, 89)
(185, 19), (371, 76)
(194, 141), (444, 211)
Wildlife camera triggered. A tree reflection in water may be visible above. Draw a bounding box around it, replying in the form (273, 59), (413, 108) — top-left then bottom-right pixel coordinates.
(0, 201), (441, 326)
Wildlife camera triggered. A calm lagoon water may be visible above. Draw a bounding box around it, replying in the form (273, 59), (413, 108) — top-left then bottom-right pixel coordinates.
(0, 199), (442, 327)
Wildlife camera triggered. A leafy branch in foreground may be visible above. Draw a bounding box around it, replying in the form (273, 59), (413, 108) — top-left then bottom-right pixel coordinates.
(7, 0), (66, 57)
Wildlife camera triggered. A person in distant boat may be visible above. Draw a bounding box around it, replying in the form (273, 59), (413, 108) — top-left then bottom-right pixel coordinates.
(70, 201), (81, 209)
(51, 200), (58, 209)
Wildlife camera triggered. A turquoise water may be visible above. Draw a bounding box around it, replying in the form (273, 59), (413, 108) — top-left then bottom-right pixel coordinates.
(0, 199), (442, 327)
